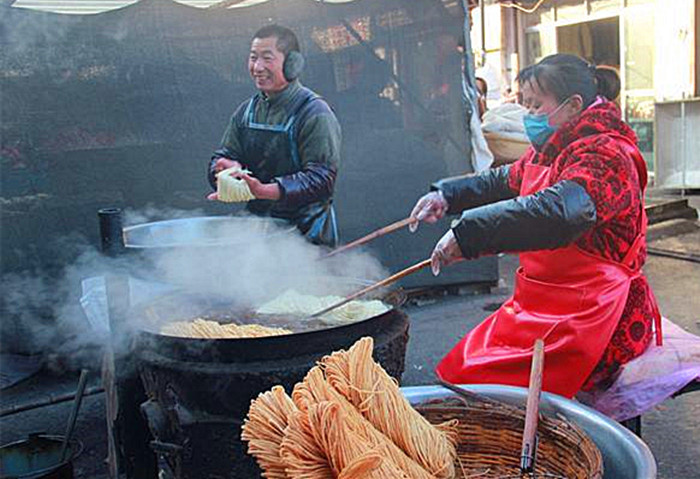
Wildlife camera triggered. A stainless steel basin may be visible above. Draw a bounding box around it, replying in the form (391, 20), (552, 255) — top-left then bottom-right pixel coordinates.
(402, 384), (656, 479)
(123, 216), (297, 249)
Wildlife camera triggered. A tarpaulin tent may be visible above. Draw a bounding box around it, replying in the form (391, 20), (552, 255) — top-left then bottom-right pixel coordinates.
(1, 0), (498, 349)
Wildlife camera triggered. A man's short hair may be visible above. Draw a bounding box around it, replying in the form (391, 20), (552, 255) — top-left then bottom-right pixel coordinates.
(253, 25), (300, 57)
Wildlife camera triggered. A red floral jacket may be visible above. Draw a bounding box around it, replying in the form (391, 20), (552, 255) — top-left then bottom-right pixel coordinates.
(507, 99), (657, 390)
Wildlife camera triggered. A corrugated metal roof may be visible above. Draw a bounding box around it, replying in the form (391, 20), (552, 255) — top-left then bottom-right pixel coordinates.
(10, 0), (355, 15)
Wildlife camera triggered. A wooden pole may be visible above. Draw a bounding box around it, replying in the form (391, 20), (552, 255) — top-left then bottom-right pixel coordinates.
(520, 338), (545, 473)
(309, 259), (431, 318)
(323, 217), (415, 259)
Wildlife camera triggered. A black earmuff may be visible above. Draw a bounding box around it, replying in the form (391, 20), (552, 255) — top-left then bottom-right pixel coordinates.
(283, 50), (305, 82)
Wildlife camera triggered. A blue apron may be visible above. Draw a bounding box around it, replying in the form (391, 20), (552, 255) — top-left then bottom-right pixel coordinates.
(239, 87), (338, 247)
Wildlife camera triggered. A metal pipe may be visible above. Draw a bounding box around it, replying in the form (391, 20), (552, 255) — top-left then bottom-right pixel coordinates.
(98, 207), (126, 257)
(647, 246), (700, 264)
(0, 386), (105, 418)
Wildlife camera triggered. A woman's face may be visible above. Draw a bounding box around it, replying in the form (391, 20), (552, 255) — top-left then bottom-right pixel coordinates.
(520, 79), (583, 128)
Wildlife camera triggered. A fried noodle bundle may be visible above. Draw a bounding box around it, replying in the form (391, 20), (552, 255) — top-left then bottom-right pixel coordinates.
(322, 337), (459, 478)
(292, 368), (435, 479)
(241, 386), (298, 479)
(306, 401), (408, 478)
(242, 337), (459, 479)
(160, 318), (292, 339)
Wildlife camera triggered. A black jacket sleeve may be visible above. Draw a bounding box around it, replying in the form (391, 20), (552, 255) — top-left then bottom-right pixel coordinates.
(432, 165), (516, 215)
(207, 147), (240, 190)
(274, 105), (341, 208)
(451, 180), (597, 259)
(275, 163), (337, 208)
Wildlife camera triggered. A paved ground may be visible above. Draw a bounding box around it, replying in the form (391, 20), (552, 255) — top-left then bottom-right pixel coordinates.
(2, 198), (699, 478)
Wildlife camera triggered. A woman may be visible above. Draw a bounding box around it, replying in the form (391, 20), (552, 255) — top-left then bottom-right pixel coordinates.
(409, 54), (661, 398)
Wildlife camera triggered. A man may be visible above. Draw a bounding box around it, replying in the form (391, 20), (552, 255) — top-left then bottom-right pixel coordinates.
(208, 25), (341, 247)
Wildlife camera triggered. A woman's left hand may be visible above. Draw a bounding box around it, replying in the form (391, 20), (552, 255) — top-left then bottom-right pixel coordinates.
(430, 229), (464, 276)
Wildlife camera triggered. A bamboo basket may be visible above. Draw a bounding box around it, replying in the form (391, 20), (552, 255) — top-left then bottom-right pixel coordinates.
(416, 396), (603, 479)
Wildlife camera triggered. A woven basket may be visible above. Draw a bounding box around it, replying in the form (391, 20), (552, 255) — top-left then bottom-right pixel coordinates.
(483, 131), (530, 167)
(416, 396), (603, 479)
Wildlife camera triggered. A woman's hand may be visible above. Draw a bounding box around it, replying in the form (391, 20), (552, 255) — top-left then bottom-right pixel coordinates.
(430, 229), (464, 276)
(409, 191), (449, 232)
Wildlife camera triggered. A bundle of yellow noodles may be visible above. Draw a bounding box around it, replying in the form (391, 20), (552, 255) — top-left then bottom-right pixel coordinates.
(279, 408), (334, 478)
(322, 337), (458, 478)
(305, 401), (408, 478)
(241, 337), (459, 479)
(292, 367), (434, 479)
(160, 319), (292, 339)
(241, 386), (297, 479)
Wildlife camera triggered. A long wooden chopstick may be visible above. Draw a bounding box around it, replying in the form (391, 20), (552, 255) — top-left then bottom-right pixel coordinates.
(520, 339), (545, 474)
(323, 217), (417, 259)
(437, 378), (505, 408)
(308, 258), (431, 318)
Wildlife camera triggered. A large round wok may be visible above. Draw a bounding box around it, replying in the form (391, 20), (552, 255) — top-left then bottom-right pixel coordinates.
(131, 281), (406, 363)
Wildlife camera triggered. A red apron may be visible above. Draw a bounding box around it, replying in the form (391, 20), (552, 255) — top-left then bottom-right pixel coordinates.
(436, 137), (661, 398)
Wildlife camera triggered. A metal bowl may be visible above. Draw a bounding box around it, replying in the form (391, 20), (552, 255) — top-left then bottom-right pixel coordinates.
(401, 385), (656, 479)
(0, 434), (83, 479)
(123, 216), (297, 250)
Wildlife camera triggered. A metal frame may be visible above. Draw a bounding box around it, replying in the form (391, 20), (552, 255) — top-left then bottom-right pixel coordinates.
(654, 97), (700, 190)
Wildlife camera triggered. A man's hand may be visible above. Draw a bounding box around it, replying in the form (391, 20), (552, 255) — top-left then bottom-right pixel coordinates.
(409, 191), (449, 232)
(207, 170), (281, 201)
(213, 157), (242, 175)
(235, 171), (281, 201)
(430, 229), (464, 276)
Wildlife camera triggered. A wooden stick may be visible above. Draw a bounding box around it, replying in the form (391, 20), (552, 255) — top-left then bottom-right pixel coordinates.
(60, 369), (89, 463)
(437, 378), (505, 408)
(323, 217), (416, 259)
(520, 339), (545, 473)
(308, 258), (431, 318)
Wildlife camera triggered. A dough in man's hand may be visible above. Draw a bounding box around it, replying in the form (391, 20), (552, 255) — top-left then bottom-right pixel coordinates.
(217, 166), (256, 202)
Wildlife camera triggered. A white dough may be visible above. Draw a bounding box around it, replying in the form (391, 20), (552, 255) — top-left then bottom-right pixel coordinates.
(256, 289), (390, 324)
(217, 166), (256, 202)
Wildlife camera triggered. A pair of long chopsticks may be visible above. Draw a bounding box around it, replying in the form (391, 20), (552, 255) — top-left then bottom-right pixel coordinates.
(323, 217), (416, 259)
(308, 258), (431, 318)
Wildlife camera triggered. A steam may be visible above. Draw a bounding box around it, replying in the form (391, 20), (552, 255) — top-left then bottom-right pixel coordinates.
(0, 209), (388, 368)
(145, 216), (388, 307)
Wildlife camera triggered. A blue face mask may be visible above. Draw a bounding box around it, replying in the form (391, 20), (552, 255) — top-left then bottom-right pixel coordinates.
(523, 98), (572, 147)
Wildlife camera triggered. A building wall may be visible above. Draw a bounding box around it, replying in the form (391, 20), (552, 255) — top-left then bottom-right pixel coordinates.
(503, 0), (696, 169)
(696, 0), (700, 97)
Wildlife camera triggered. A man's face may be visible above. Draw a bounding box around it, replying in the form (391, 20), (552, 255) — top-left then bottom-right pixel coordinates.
(249, 36), (289, 95)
